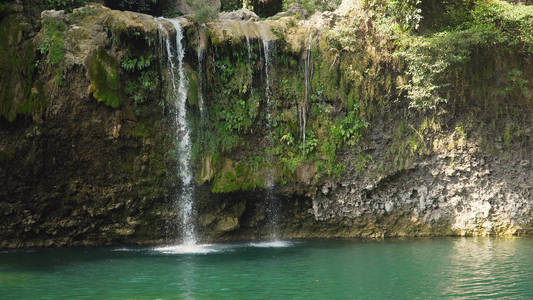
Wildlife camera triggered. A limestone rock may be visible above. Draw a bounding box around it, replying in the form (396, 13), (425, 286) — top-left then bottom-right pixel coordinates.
(41, 9), (65, 20)
(219, 8), (259, 21)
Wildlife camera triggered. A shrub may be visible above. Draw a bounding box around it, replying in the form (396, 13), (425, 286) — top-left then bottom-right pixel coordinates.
(46, 0), (87, 12)
(283, 0), (341, 14)
(189, 0), (219, 24)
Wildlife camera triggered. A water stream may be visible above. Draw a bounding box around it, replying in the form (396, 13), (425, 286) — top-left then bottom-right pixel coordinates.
(259, 27), (280, 239)
(156, 18), (196, 246)
(197, 31), (206, 121)
(300, 35), (313, 155)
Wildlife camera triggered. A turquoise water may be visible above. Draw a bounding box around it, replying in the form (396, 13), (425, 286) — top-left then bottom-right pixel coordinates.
(1, 238), (533, 299)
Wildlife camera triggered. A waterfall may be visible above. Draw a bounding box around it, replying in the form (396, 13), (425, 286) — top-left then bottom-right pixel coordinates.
(259, 26), (280, 239)
(245, 34), (252, 68)
(260, 27), (275, 124)
(300, 36), (313, 156)
(156, 18), (196, 246)
(197, 45), (205, 121)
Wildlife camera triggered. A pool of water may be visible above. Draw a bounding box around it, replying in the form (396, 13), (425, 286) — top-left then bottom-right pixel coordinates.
(1, 237), (532, 299)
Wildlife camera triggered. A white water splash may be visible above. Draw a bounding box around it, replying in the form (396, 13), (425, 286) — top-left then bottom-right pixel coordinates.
(154, 244), (220, 255)
(248, 240), (293, 248)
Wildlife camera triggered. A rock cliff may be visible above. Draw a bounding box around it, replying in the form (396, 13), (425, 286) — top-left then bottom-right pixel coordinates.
(0, 0), (532, 248)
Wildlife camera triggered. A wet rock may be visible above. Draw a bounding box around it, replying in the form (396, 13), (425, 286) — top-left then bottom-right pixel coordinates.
(214, 217), (239, 233)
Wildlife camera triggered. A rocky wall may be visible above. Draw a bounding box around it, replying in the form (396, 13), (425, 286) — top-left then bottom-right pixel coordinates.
(0, 1), (532, 249)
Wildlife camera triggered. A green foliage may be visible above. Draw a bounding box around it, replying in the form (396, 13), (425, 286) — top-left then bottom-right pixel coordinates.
(282, 0), (341, 13)
(221, 0), (241, 11)
(386, 0), (422, 31)
(277, 128), (318, 177)
(0, 15), (40, 121)
(303, 130), (318, 155)
(202, 47), (257, 155)
(121, 54), (155, 71)
(386, 122), (426, 170)
(121, 54), (158, 106)
(46, 0), (87, 12)
(499, 68), (529, 97)
(189, 0), (219, 24)
(355, 153), (373, 172)
(40, 18), (66, 86)
(211, 160), (265, 193)
(396, 28), (490, 110)
(327, 17), (364, 53)
(88, 48), (120, 108)
(26, 126), (41, 138)
(503, 121), (521, 150)
(331, 104), (369, 146)
(303, 102), (367, 178)
(394, 0), (533, 110)
(471, 1), (533, 53)
(161, 1), (179, 17)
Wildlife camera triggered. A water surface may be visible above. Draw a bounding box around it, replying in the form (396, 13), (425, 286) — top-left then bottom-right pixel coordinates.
(1, 238), (532, 299)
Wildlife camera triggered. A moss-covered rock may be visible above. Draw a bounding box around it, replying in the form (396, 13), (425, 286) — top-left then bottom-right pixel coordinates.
(0, 7), (39, 121)
(211, 158), (265, 193)
(88, 47), (120, 108)
(1, 1), (533, 249)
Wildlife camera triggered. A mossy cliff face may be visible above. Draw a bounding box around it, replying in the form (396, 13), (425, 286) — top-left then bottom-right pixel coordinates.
(0, 1), (532, 248)
(0, 4), (177, 248)
(0, 4), (40, 122)
(190, 0), (533, 241)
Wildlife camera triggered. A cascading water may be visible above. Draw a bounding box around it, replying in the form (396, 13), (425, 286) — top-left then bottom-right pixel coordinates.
(197, 45), (205, 121)
(156, 18), (196, 246)
(245, 34), (252, 67)
(262, 40), (273, 110)
(259, 26), (280, 239)
(300, 35), (313, 155)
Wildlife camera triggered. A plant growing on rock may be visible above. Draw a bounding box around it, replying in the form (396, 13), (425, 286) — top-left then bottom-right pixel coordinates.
(39, 18), (66, 86)
(189, 0), (219, 24)
(46, 0), (88, 12)
(121, 54), (158, 107)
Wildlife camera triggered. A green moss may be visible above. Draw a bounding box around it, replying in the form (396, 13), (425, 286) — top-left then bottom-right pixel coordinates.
(187, 69), (199, 107)
(88, 48), (120, 108)
(0, 15), (40, 121)
(135, 122), (150, 137)
(211, 159), (265, 193)
(40, 17), (67, 86)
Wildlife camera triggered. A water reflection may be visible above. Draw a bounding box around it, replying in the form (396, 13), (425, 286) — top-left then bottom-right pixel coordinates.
(443, 237), (524, 298)
(180, 259), (196, 300)
(1, 238), (532, 299)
